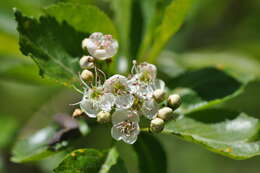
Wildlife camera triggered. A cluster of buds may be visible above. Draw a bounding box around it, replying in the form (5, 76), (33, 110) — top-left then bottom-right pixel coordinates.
(73, 32), (181, 144)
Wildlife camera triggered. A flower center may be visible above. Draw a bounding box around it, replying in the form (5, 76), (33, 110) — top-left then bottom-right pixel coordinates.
(112, 81), (127, 95)
(89, 87), (103, 100)
(115, 120), (137, 137)
(139, 71), (152, 83)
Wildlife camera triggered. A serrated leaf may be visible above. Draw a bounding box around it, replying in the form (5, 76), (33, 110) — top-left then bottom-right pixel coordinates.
(14, 3), (117, 87)
(133, 133), (167, 173)
(163, 109), (260, 159)
(54, 147), (127, 173)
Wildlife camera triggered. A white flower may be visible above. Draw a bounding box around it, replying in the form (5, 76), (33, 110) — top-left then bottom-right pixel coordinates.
(80, 87), (115, 118)
(128, 62), (162, 99)
(128, 74), (153, 99)
(111, 109), (140, 144)
(82, 32), (118, 60)
(136, 62), (157, 83)
(104, 75), (134, 109)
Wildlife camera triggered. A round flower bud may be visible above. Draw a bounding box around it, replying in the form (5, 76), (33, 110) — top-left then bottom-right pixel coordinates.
(80, 69), (94, 81)
(79, 55), (95, 69)
(157, 107), (173, 120)
(167, 94), (181, 110)
(150, 118), (164, 133)
(153, 89), (165, 103)
(97, 111), (111, 123)
(72, 108), (83, 118)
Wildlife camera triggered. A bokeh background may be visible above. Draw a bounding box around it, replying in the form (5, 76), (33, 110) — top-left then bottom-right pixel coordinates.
(0, 0), (260, 172)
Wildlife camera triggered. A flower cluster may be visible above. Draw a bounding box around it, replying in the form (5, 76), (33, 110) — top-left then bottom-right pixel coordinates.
(73, 32), (181, 144)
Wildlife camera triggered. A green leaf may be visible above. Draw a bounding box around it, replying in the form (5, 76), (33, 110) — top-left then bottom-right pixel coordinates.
(15, 3), (117, 87)
(171, 51), (260, 79)
(0, 115), (18, 149)
(44, 3), (117, 37)
(133, 133), (167, 173)
(163, 109), (260, 159)
(11, 126), (59, 163)
(167, 67), (252, 114)
(139, 0), (191, 62)
(54, 147), (127, 173)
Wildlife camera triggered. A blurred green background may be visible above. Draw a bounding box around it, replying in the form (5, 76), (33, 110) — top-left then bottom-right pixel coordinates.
(0, 0), (260, 172)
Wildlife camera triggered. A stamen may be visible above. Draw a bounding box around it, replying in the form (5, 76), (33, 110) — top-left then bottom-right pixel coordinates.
(72, 86), (84, 94)
(94, 66), (98, 86)
(115, 120), (136, 136)
(97, 67), (107, 81)
(131, 60), (137, 74)
(69, 101), (82, 106)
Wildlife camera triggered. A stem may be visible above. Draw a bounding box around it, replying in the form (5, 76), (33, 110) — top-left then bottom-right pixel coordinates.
(140, 128), (150, 133)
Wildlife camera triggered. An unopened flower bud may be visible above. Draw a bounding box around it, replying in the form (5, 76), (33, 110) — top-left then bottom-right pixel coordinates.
(72, 108), (83, 118)
(79, 56), (95, 69)
(150, 118), (164, 133)
(167, 94), (181, 110)
(80, 69), (94, 81)
(97, 111), (111, 123)
(157, 107), (173, 120)
(153, 89), (165, 103)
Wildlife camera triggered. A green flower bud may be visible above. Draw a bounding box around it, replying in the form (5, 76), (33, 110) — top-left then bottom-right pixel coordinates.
(150, 118), (164, 133)
(167, 94), (181, 110)
(97, 111), (111, 123)
(81, 69), (94, 81)
(157, 107), (173, 120)
(153, 89), (165, 103)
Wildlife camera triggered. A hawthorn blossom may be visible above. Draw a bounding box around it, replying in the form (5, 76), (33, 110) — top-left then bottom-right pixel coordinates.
(75, 33), (182, 144)
(111, 109), (140, 144)
(103, 75), (134, 109)
(128, 62), (163, 99)
(80, 86), (115, 118)
(82, 32), (118, 60)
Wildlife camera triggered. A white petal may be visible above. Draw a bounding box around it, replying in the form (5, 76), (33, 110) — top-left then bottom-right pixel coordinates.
(153, 79), (165, 90)
(93, 49), (108, 59)
(80, 99), (100, 118)
(112, 110), (139, 125)
(89, 32), (103, 39)
(128, 75), (140, 94)
(139, 84), (154, 99)
(106, 40), (118, 57)
(122, 124), (140, 144)
(111, 125), (124, 141)
(141, 99), (159, 119)
(115, 94), (134, 109)
(99, 93), (115, 112)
